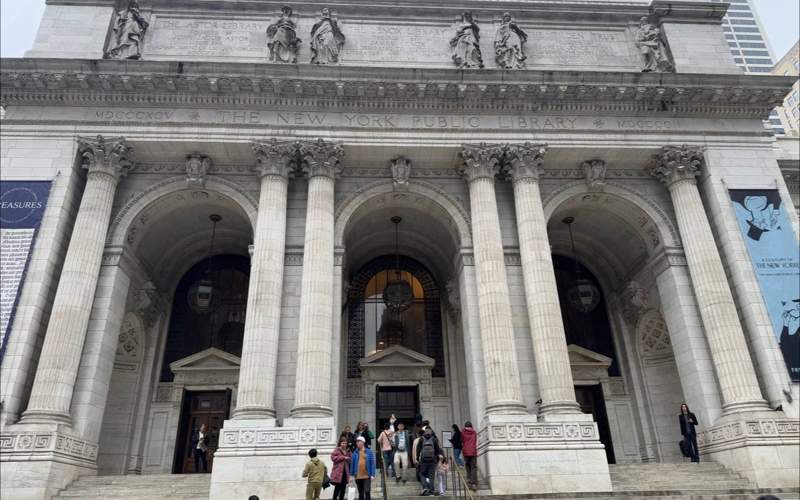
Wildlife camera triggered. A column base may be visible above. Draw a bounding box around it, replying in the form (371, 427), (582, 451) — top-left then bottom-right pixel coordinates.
(230, 405), (277, 421)
(478, 413), (610, 495)
(0, 422), (98, 500)
(18, 408), (72, 426)
(289, 404), (333, 418)
(721, 398), (771, 415)
(698, 410), (799, 489)
(210, 417), (336, 500)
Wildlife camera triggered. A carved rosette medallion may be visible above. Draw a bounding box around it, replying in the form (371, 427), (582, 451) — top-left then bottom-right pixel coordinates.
(503, 143), (548, 183)
(650, 145), (705, 188)
(252, 139), (297, 179)
(458, 143), (505, 182)
(76, 135), (134, 180)
(297, 138), (345, 179)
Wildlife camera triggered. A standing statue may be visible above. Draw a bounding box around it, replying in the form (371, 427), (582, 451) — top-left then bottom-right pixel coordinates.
(494, 12), (527, 69)
(267, 6), (301, 63)
(310, 7), (345, 64)
(450, 12), (483, 69)
(634, 16), (674, 72)
(104, 0), (149, 60)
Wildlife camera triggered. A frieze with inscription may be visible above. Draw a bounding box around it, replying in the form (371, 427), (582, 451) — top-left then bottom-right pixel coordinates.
(526, 29), (638, 69)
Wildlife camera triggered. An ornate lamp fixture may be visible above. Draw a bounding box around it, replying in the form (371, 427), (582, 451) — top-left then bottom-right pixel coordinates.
(382, 216), (414, 313)
(188, 214), (222, 314)
(563, 216), (601, 313)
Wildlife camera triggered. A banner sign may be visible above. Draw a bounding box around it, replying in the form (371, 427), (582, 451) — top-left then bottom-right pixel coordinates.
(0, 181), (51, 358)
(730, 189), (800, 381)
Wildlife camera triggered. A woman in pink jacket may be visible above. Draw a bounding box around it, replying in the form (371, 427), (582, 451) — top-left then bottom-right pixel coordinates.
(330, 438), (352, 500)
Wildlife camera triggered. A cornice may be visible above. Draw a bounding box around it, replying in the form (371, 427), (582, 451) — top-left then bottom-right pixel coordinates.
(0, 58), (793, 118)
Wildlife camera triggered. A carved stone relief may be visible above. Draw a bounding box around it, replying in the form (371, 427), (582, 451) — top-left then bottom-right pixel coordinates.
(634, 16), (674, 73)
(582, 159), (607, 191)
(637, 309), (672, 359)
(390, 156), (412, 190)
(104, 1), (149, 60)
(267, 6), (301, 63)
(450, 12), (483, 69)
(310, 8), (345, 64)
(185, 152), (211, 187)
(494, 13), (527, 69)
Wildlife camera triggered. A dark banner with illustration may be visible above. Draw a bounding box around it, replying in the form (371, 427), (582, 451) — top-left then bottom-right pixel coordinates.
(730, 189), (800, 381)
(0, 181), (51, 359)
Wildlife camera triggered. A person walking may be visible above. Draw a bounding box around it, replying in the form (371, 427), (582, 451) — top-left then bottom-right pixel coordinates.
(415, 427), (443, 496)
(393, 422), (410, 483)
(349, 436), (376, 500)
(461, 421), (478, 491)
(449, 424), (464, 467)
(340, 425), (356, 452)
(411, 428), (424, 485)
(330, 438), (352, 500)
(302, 448), (327, 500)
(679, 403), (700, 463)
(192, 423), (210, 473)
(436, 456), (449, 496)
(377, 422), (396, 479)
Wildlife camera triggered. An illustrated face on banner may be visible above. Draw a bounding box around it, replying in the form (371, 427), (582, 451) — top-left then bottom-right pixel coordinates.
(730, 189), (800, 381)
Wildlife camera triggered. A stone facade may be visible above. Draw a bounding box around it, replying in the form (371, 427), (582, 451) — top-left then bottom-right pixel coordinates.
(1, 1), (799, 500)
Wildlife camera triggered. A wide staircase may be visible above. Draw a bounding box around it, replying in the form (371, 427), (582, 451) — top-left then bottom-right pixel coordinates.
(52, 463), (799, 500)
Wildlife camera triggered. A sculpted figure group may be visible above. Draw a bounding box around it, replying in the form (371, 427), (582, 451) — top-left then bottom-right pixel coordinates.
(104, 2), (673, 73)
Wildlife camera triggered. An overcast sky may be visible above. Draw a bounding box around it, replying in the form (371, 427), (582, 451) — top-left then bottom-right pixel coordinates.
(1, 0), (798, 61)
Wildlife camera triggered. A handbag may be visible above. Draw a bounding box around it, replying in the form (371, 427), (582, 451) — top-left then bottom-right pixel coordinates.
(678, 439), (690, 458)
(322, 472), (331, 489)
(346, 485), (356, 500)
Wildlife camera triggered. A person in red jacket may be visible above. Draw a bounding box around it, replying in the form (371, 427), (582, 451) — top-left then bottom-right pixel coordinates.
(460, 421), (478, 491)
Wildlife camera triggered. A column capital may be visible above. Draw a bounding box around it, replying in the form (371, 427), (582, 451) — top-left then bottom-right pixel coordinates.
(650, 145), (705, 189)
(76, 135), (134, 180)
(297, 138), (345, 179)
(504, 143), (548, 183)
(458, 143), (505, 183)
(251, 139), (297, 179)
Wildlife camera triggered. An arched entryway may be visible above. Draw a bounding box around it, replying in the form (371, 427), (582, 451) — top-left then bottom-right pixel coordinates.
(335, 181), (470, 434)
(546, 186), (686, 464)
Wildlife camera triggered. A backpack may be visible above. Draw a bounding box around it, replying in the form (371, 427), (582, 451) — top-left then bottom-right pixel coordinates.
(420, 436), (436, 462)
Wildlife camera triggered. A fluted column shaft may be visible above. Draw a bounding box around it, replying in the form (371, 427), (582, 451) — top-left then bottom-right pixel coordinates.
(22, 136), (133, 424)
(233, 140), (293, 419)
(652, 146), (767, 414)
(459, 144), (526, 415)
(505, 144), (581, 416)
(291, 139), (343, 418)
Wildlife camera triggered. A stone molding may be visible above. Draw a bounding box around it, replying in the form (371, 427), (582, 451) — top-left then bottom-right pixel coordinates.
(216, 426), (335, 455)
(0, 430), (98, 467)
(698, 417), (800, 454)
(650, 144), (705, 189)
(477, 421), (603, 452)
(1, 59), (792, 118)
(76, 135), (135, 180)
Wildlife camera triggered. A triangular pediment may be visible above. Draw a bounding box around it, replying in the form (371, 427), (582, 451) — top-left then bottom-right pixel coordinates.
(567, 344), (612, 367)
(170, 347), (241, 373)
(359, 345), (435, 369)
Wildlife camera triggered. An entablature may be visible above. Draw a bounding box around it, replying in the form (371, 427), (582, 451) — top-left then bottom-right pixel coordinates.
(1, 58), (793, 118)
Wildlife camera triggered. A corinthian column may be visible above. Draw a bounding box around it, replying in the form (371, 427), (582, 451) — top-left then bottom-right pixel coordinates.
(233, 140), (295, 420)
(504, 143), (581, 416)
(651, 145), (767, 414)
(290, 139), (344, 418)
(22, 136), (134, 424)
(458, 144), (526, 415)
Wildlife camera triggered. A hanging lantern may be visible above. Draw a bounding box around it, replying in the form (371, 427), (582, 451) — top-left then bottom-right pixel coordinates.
(563, 216), (601, 313)
(188, 214), (221, 314)
(382, 216), (414, 313)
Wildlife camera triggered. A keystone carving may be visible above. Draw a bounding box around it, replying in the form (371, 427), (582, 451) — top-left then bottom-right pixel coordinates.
(390, 156), (412, 190)
(76, 135), (134, 179)
(185, 152), (211, 187)
(582, 159), (607, 191)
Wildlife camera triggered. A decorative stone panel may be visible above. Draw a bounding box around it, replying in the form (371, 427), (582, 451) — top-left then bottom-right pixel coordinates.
(0, 430), (98, 466)
(218, 426), (335, 452)
(698, 418), (800, 453)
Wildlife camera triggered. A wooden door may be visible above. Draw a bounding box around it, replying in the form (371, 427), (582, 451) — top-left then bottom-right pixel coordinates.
(575, 384), (616, 464)
(175, 390), (230, 473)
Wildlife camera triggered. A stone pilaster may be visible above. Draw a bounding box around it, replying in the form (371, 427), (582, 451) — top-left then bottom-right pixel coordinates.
(504, 143), (581, 416)
(21, 136), (133, 425)
(650, 145), (768, 414)
(290, 139), (344, 418)
(458, 144), (526, 415)
(232, 139), (295, 420)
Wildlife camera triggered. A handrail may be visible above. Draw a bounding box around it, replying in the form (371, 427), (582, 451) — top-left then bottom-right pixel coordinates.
(378, 449), (390, 500)
(451, 455), (475, 500)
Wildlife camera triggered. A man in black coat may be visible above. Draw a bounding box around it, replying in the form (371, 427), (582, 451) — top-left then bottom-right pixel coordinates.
(415, 428), (443, 496)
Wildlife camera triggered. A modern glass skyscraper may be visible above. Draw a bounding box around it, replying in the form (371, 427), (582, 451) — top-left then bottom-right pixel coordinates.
(712, 0), (784, 134)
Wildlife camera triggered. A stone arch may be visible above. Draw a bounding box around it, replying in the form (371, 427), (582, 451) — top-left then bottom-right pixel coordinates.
(542, 180), (681, 251)
(334, 179), (472, 249)
(108, 176), (258, 248)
